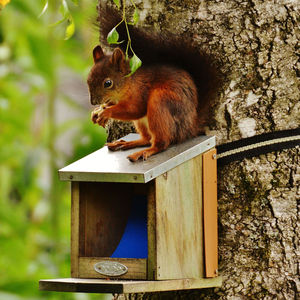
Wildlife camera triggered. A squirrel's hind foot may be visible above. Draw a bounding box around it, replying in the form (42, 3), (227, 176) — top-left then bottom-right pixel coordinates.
(127, 146), (162, 162)
(107, 138), (151, 152)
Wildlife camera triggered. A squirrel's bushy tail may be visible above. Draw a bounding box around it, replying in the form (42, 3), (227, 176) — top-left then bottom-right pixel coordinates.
(97, 3), (223, 126)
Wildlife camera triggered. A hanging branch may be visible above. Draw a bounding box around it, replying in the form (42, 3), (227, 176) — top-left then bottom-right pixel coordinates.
(38, 0), (141, 74)
(107, 0), (142, 75)
(39, 0), (77, 40)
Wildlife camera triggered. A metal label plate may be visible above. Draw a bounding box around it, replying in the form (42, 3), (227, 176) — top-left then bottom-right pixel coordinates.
(94, 261), (128, 277)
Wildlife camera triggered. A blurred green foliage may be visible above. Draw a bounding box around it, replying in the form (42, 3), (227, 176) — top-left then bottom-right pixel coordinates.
(0, 1), (108, 299)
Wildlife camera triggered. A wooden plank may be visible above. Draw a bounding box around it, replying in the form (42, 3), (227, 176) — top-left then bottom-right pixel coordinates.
(147, 182), (157, 280)
(39, 278), (124, 294)
(123, 276), (222, 293)
(155, 155), (204, 280)
(39, 277), (222, 294)
(202, 148), (218, 278)
(71, 182), (80, 277)
(78, 257), (147, 280)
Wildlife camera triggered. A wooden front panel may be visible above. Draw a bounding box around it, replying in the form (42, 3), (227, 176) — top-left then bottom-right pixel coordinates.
(147, 182), (157, 280)
(203, 149), (218, 277)
(78, 257), (147, 280)
(154, 155), (204, 280)
(71, 182), (80, 277)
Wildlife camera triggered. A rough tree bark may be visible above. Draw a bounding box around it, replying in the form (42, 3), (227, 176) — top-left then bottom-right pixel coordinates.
(99, 0), (299, 299)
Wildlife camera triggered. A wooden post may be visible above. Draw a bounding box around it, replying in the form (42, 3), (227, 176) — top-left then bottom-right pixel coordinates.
(203, 149), (218, 278)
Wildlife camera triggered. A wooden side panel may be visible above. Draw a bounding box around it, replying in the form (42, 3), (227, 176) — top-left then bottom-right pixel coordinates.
(155, 155), (204, 280)
(202, 148), (218, 278)
(71, 182), (80, 277)
(147, 182), (157, 280)
(78, 257), (147, 280)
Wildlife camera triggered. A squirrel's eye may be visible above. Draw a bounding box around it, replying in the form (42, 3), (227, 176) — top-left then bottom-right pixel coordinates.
(103, 79), (113, 89)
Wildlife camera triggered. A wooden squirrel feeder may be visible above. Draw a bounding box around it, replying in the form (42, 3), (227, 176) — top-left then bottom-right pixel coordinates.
(39, 134), (221, 294)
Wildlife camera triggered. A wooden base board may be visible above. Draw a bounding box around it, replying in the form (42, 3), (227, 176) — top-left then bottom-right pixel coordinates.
(39, 277), (222, 294)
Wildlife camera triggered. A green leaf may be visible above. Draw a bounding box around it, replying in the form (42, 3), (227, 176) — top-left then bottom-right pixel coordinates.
(128, 53), (142, 75)
(38, 1), (48, 18)
(60, 0), (70, 18)
(65, 18), (75, 40)
(113, 0), (120, 9)
(107, 27), (120, 44)
(49, 0), (69, 28)
(71, 0), (79, 5)
(133, 8), (139, 25)
(49, 17), (66, 27)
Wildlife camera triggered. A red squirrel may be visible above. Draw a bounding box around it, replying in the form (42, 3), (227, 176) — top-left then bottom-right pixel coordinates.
(87, 5), (222, 162)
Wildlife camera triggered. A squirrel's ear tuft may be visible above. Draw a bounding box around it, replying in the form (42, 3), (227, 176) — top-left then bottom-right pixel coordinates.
(93, 45), (104, 63)
(110, 48), (126, 71)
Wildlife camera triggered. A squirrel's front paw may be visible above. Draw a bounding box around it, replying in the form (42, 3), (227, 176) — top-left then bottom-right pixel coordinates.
(95, 109), (111, 127)
(91, 106), (103, 124)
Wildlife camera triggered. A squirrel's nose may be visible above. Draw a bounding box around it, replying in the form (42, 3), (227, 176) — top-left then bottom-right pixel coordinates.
(90, 97), (97, 105)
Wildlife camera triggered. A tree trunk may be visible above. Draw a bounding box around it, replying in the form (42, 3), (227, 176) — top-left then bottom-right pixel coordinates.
(99, 0), (300, 299)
